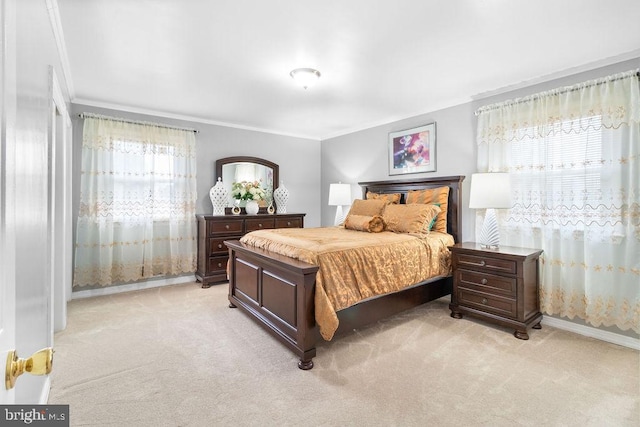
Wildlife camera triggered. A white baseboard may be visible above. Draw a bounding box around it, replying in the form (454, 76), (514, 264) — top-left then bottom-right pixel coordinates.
(70, 275), (197, 300)
(542, 316), (639, 351)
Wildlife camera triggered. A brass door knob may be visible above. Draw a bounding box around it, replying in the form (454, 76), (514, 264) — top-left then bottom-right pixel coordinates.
(5, 348), (53, 390)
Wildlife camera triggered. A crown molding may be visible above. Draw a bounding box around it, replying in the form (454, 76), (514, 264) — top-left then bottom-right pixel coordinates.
(471, 48), (640, 101)
(72, 98), (320, 141)
(319, 95), (472, 141)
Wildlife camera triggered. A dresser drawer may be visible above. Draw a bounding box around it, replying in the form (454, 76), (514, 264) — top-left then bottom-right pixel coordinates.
(457, 288), (517, 318)
(456, 269), (516, 297)
(209, 220), (244, 236)
(456, 253), (517, 275)
(276, 217), (302, 228)
(245, 218), (275, 232)
(208, 237), (235, 256)
(208, 255), (229, 273)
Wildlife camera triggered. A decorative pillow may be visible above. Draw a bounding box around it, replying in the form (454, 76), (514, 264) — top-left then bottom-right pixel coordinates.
(344, 214), (386, 233)
(346, 199), (388, 217)
(382, 204), (441, 234)
(366, 191), (401, 204)
(406, 186), (450, 233)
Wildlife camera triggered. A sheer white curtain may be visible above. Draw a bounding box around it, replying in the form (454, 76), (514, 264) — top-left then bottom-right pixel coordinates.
(476, 70), (639, 333)
(74, 115), (198, 287)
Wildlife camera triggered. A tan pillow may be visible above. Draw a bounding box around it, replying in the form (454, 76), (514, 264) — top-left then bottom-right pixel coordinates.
(382, 204), (441, 234)
(346, 199), (388, 217)
(406, 186), (450, 233)
(344, 214), (386, 233)
(366, 191), (401, 204)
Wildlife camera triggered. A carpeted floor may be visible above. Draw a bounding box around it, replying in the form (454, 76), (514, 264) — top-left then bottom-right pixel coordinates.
(49, 282), (639, 426)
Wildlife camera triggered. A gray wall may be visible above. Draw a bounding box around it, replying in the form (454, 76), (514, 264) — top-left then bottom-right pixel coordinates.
(70, 104), (323, 240)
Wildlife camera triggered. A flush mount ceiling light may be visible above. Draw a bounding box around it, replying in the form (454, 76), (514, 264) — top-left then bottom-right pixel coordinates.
(289, 68), (321, 89)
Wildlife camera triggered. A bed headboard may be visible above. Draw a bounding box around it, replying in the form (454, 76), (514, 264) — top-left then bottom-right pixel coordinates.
(358, 175), (465, 243)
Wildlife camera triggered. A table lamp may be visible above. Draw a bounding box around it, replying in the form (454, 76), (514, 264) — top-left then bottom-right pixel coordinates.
(328, 182), (352, 226)
(469, 172), (512, 249)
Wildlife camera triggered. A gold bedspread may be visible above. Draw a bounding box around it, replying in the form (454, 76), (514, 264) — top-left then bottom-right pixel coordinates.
(239, 227), (454, 341)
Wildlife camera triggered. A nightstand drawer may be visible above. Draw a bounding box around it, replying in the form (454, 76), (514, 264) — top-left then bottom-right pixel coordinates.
(456, 253), (517, 275)
(456, 269), (516, 296)
(245, 218), (275, 232)
(276, 217), (302, 228)
(458, 288), (517, 318)
(208, 255), (229, 273)
(209, 220), (244, 235)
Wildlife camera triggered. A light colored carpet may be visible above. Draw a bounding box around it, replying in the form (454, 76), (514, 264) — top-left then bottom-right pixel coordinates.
(49, 282), (639, 426)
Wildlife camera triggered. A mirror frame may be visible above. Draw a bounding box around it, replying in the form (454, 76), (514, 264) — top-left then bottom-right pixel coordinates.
(215, 156), (279, 214)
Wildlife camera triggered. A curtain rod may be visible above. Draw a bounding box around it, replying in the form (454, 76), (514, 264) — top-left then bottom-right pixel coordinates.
(475, 69), (640, 116)
(78, 112), (199, 133)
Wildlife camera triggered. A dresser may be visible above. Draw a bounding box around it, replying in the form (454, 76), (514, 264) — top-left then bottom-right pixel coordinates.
(196, 213), (305, 288)
(449, 242), (543, 339)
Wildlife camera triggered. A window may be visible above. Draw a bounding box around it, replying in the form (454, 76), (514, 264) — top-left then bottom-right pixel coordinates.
(507, 116), (610, 232)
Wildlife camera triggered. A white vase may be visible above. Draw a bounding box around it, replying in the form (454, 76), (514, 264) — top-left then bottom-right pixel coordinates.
(273, 181), (289, 214)
(245, 200), (260, 215)
(209, 177), (228, 216)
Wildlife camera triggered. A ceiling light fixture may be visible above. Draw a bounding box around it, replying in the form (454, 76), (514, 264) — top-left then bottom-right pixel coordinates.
(289, 68), (321, 89)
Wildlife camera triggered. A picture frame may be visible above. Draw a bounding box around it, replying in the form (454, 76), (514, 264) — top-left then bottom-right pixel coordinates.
(388, 123), (436, 175)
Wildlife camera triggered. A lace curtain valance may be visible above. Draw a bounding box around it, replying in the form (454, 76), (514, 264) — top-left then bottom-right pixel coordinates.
(477, 70), (640, 145)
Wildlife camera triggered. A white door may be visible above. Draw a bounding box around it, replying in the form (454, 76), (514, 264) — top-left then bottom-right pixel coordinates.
(0, 0), (19, 404)
(1, 0), (64, 404)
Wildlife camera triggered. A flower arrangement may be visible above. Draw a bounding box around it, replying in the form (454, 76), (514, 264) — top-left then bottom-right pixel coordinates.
(231, 180), (266, 201)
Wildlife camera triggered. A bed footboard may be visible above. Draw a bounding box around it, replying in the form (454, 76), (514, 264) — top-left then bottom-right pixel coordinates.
(225, 239), (320, 369)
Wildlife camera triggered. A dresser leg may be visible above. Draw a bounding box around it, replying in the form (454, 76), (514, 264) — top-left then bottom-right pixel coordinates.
(532, 322), (542, 329)
(298, 358), (314, 370)
(229, 302), (237, 308)
(450, 311), (463, 319)
(514, 330), (530, 340)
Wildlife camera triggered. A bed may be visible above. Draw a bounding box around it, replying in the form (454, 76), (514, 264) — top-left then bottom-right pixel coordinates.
(225, 176), (465, 369)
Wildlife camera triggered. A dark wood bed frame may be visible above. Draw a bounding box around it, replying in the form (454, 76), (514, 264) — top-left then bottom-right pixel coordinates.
(225, 175), (465, 369)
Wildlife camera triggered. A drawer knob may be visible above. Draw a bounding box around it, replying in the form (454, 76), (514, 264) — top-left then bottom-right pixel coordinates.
(479, 260), (486, 266)
(225, 225), (230, 230)
(287, 221), (291, 226)
(481, 298), (488, 305)
(258, 223), (263, 228)
(217, 243), (223, 249)
(481, 278), (488, 285)
(217, 262), (222, 268)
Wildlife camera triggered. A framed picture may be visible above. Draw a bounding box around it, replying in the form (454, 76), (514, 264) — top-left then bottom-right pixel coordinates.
(388, 123), (436, 175)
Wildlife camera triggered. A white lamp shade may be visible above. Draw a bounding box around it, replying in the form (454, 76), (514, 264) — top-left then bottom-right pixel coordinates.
(328, 183), (351, 206)
(469, 173), (512, 209)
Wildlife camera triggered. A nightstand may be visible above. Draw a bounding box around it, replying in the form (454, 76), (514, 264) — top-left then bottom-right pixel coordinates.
(449, 242), (543, 339)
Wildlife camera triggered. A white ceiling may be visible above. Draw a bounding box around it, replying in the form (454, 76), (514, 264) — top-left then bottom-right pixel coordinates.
(57, 0), (640, 140)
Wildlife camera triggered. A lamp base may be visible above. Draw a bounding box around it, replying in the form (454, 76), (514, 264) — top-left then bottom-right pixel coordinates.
(334, 205), (347, 226)
(479, 208), (501, 249)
